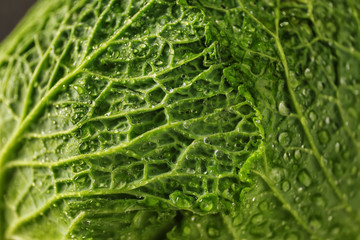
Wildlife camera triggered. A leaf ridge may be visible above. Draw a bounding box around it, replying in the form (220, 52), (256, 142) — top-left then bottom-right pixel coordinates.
(273, 0), (360, 226)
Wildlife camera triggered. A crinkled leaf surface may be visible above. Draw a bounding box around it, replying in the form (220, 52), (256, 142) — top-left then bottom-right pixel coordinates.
(0, 0), (359, 239)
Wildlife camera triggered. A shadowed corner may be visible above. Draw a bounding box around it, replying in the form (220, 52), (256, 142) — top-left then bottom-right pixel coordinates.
(0, 0), (38, 42)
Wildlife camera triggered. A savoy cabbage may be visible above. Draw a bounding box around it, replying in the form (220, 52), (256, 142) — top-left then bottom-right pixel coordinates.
(0, 0), (359, 239)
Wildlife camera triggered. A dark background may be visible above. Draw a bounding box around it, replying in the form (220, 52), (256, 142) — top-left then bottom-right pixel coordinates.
(0, 0), (37, 41)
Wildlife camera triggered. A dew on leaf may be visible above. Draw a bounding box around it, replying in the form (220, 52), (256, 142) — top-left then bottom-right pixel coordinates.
(325, 117), (331, 125)
(309, 111), (317, 122)
(112, 50), (120, 58)
(280, 21), (289, 27)
(312, 194), (326, 207)
(214, 150), (224, 159)
(297, 169), (312, 187)
(304, 68), (313, 79)
(183, 121), (191, 129)
(203, 137), (212, 145)
(182, 225), (191, 236)
(207, 226), (220, 238)
(294, 150), (301, 160)
(73, 84), (85, 94)
(278, 101), (290, 116)
(279, 132), (291, 147)
(79, 142), (89, 153)
(251, 213), (264, 225)
(197, 195), (218, 212)
(1, 0), (359, 238)
(309, 217), (321, 230)
(334, 142), (340, 153)
(258, 200), (269, 211)
(269, 168), (284, 183)
(317, 81), (324, 90)
(281, 181), (290, 192)
(169, 191), (193, 208)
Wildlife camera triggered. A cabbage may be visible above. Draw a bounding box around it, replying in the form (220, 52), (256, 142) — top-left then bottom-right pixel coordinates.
(0, 0), (359, 239)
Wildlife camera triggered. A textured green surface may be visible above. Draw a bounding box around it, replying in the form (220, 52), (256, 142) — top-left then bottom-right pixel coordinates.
(0, 0), (359, 239)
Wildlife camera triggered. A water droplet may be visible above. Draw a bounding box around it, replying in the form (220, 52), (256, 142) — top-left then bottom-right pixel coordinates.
(317, 130), (329, 144)
(294, 150), (301, 160)
(258, 200), (269, 211)
(207, 226), (220, 238)
(304, 68), (313, 79)
(251, 213), (264, 225)
(334, 142), (340, 153)
(297, 169), (312, 187)
(198, 195), (217, 212)
(325, 117), (330, 124)
(279, 132), (291, 147)
(282, 181), (290, 192)
(269, 168), (284, 183)
(309, 217), (321, 229)
(182, 225), (191, 236)
(283, 152), (289, 160)
(79, 142), (89, 152)
(214, 150), (224, 159)
(309, 111), (317, 121)
(280, 21), (289, 27)
(169, 191), (193, 208)
(317, 81), (324, 90)
(73, 84), (85, 95)
(183, 121), (191, 129)
(112, 50), (120, 58)
(278, 101), (290, 116)
(203, 137), (211, 145)
(313, 195), (326, 207)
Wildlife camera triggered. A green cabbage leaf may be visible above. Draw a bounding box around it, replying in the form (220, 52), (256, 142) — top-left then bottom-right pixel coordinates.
(0, 0), (359, 239)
